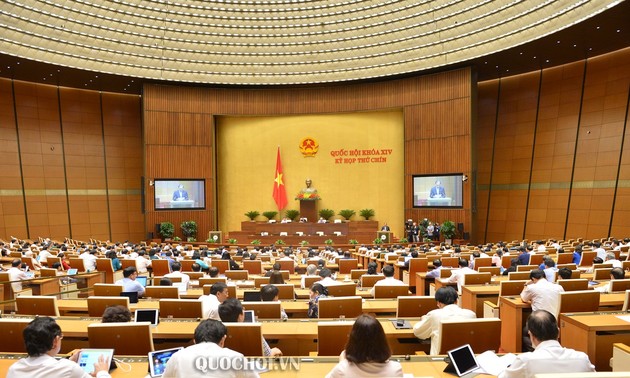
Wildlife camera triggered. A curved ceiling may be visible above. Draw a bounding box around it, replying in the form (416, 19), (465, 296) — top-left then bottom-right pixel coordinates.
(0, 0), (625, 86)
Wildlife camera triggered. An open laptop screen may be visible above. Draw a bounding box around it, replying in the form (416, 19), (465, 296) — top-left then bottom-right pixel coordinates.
(447, 344), (480, 376)
(136, 276), (148, 287)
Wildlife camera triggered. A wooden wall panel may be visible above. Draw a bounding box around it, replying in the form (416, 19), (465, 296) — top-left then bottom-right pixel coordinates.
(144, 68), (473, 242)
(0, 79), (143, 242)
(478, 48), (630, 243)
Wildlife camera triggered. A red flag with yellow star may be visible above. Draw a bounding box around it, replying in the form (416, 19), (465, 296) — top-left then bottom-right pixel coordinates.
(272, 147), (288, 210)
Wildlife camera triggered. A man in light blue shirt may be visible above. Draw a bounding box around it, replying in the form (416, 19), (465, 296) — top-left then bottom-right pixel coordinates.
(115, 267), (145, 298)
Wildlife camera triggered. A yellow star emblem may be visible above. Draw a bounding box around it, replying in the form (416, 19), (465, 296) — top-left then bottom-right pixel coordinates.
(274, 172), (283, 187)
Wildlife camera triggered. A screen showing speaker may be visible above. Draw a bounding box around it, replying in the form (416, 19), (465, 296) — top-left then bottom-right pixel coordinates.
(412, 174), (463, 208)
(154, 179), (206, 210)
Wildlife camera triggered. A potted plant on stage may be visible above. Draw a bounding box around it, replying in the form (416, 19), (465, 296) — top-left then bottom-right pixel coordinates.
(263, 211), (278, 222)
(348, 239), (358, 245)
(338, 209), (356, 221)
(440, 220), (457, 245)
(285, 209), (300, 222)
(245, 210), (260, 221)
(251, 239), (261, 245)
(324, 239), (333, 246)
(359, 208), (375, 220)
(318, 208), (335, 221)
(159, 222), (175, 240)
(300, 240), (309, 247)
(181, 221), (198, 242)
(228, 238), (238, 245)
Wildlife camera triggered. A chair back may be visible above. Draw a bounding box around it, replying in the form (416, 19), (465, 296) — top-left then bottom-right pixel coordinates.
(318, 296), (362, 318)
(152, 260), (171, 276)
(622, 289), (630, 311)
(183, 272), (204, 280)
(438, 318), (501, 354)
(87, 296), (130, 317)
(0, 319), (31, 352)
(93, 283), (124, 297)
(199, 277), (227, 287)
(326, 283), (356, 297)
(611, 279), (630, 292)
(528, 254), (544, 266)
(408, 258), (429, 287)
(223, 323), (263, 356)
(499, 280), (527, 296)
(578, 251), (597, 267)
(16, 295), (59, 316)
(441, 257), (459, 268)
(159, 299), (203, 318)
(508, 271), (531, 280)
(594, 268), (613, 281)
(153, 276), (182, 285)
(225, 270), (248, 281)
(121, 259), (137, 270)
(254, 277), (270, 288)
(338, 259), (358, 274)
(396, 296), (438, 317)
(180, 260), (196, 272)
(350, 269), (367, 280)
(473, 257), (492, 271)
(360, 275), (385, 288)
(40, 268), (58, 277)
(211, 260), (230, 274)
(96, 258), (120, 283)
(558, 290), (600, 315)
(556, 263), (577, 270)
(242, 301), (282, 319)
(243, 260), (263, 275)
(274, 284), (295, 300)
(557, 279), (589, 292)
(374, 285), (409, 299)
(501, 255), (514, 269)
(464, 272), (492, 286)
(69, 258), (87, 272)
(477, 266), (499, 276)
(556, 253), (574, 265)
(20, 257), (35, 270)
(304, 276), (322, 289)
(317, 321), (354, 356)
(88, 322), (154, 355)
(145, 286), (180, 299)
(277, 260), (296, 274)
(516, 265), (538, 272)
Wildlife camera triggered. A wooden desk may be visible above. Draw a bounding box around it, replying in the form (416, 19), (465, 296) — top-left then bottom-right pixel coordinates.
(499, 293), (626, 353)
(0, 354), (494, 377)
(560, 312), (630, 372)
(48, 317), (421, 356)
(29, 277), (60, 296)
(461, 284), (500, 317)
(416, 273), (435, 296)
(56, 298), (400, 317)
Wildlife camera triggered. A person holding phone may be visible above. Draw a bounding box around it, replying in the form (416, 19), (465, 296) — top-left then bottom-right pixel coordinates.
(7, 317), (111, 378)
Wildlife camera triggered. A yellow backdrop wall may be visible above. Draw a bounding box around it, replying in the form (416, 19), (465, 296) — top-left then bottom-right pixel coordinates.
(217, 110), (405, 238)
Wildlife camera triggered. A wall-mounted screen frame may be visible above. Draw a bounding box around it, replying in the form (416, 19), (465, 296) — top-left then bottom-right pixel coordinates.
(412, 174), (464, 208)
(154, 179), (206, 210)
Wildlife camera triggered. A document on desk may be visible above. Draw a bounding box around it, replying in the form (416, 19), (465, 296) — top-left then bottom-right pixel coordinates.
(475, 351), (517, 376)
(616, 315), (630, 323)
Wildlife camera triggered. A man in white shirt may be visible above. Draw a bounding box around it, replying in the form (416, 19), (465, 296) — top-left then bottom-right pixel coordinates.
(593, 242), (607, 261)
(135, 251), (152, 273)
(115, 267), (145, 298)
(301, 264), (318, 289)
(520, 269), (564, 319)
(603, 252), (623, 268)
(7, 259), (29, 292)
(595, 267), (625, 293)
(164, 261), (190, 288)
(162, 319), (259, 378)
(413, 286), (476, 355)
(447, 258), (476, 293)
(80, 249), (98, 271)
(370, 265), (406, 297)
(536, 240), (547, 253)
(7, 317), (112, 378)
(316, 268), (339, 287)
(37, 247), (55, 264)
(498, 310), (595, 377)
(198, 282), (229, 320)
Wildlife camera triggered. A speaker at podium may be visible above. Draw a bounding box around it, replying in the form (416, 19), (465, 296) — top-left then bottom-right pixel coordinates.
(377, 231), (391, 243)
(208, 231), (223, 244)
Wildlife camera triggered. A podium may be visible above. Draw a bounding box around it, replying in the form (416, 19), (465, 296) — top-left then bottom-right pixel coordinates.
(377, 231), (391, 243)
(299, 200), (318, 223)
